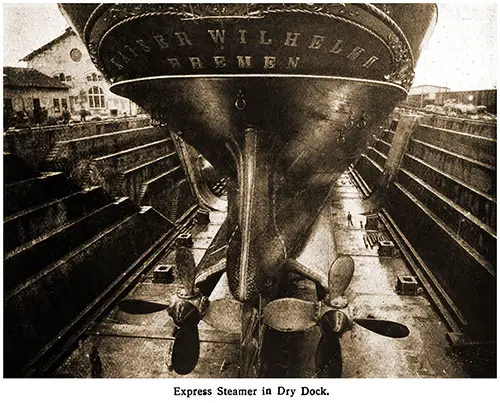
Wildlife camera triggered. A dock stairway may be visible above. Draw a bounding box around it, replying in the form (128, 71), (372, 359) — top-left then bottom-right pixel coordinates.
(3, 153), (174, 377)
(44, 122), (197, 222)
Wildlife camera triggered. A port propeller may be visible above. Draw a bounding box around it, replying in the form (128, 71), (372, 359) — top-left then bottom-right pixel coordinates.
(118, 235), (207, 375)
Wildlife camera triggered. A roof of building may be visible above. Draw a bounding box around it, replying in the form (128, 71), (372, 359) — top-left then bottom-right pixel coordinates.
(408, 84), (452, 96)
(3, 66), (69, 89)
(20, 27), (75, 62)
(411, 84), (451, 90)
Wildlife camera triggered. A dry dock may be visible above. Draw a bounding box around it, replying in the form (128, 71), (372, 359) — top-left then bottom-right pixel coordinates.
(52, 172), (467, 378)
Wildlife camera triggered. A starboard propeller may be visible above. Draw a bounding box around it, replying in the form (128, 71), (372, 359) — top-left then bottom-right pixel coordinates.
(262, 255), (410, 377)
(315, 256), (353, 377)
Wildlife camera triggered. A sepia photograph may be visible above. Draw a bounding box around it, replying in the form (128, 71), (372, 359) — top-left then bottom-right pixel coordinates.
(2, 1), (497, 388)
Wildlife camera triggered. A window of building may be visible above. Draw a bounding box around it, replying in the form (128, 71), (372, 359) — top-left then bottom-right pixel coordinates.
(87, 73), (103, 82)
(53, 98), (60, 112)
(53, 73), (70, 83)
(61, 98), (68, 110)
(88, 86), (105, 109)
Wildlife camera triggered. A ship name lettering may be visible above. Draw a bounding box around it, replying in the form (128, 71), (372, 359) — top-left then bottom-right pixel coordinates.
(308, 35), (325, 49)
(208, 29), (226, 46)
(260, 30), (273, 45)
(167, 58), (182, 69)
(189, 57), (204, 69)
(284, 32), (301, 47)
(237, 56), (252, 68)
(108, 28), (380, 72)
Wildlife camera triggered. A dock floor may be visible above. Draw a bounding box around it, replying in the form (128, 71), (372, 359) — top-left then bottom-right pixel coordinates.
(53, 172), (466, 378)
(332, 172), (465, 378)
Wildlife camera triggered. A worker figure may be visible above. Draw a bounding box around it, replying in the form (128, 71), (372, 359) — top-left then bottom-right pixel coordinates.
(62, 107), (71, 124)
(347, 212), (354, 227)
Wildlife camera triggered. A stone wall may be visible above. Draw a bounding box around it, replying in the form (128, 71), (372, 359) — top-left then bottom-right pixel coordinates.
(4, 116), (151, 169)
(353, 114), (496, 341)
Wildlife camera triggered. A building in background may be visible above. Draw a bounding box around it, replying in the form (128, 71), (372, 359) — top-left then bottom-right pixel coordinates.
(21, 27), (137, 118)
(3, 66), (70, 127)
(435, 89), (497, 114)
(406, 84), (497, 115)
(407, 85), (451, 108)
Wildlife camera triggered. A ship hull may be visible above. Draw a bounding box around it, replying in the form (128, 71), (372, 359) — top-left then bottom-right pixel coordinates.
(59, 3), (437, 302)
(113, 75), (404, 301)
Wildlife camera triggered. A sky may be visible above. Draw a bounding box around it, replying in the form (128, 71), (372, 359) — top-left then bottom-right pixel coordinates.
(2, 2), (498, 91)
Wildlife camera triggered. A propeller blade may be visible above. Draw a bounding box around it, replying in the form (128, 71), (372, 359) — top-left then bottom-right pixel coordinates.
(263, 298), (317, 332)
(171, 326), (200, 375)
(315, 332), (342, 378)
(353, 318), (410, 338)
(176, 236), (197, 296)
(328, 256), (354, 300)
(326, 256), (354, 309)
(118, 299), (169, 314)
(203, 298), (243, 333)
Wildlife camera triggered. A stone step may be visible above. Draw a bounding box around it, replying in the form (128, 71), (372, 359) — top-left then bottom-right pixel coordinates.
(373, 137), (391, 155)
(142, 176), (197, 222)
(348, 165), (371, 197)
(121, 152), (180, 203)
(4, 197), (138, 292)
(47, 126), (170, 169)
(353, 154), (383, 191)
(138, 165), (184, 204)
(4, 172), (80, 218)
(4, 187), (112, 254)
(380, 129), (395, 144)
(3, 153), (38, 184)
(95, 138), (174, 172)
(366, 147), (387, 168)
(398, 169), (496, 265)
(409, 139), (495, 195)
(421, 115), (497, 139)
(56, 118), (153, 141)
(403, 153), (496, 230)
(4, 206), (173, 376)
(414, 124), (496, 166)
(3, 118), (152, 170)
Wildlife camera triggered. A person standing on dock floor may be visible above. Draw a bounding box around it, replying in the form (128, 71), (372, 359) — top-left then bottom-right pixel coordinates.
(347, 212), (354, 227)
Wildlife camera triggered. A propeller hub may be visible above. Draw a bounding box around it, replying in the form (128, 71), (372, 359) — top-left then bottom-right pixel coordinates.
(170, 299), (200, 327)
(168, 293), (207, 328)
(318, 308), (352, 335)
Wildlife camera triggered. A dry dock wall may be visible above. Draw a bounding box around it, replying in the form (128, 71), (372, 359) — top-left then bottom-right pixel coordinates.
(353, 113), (496, 341)
(3, 154), (175, 376)
(4, 118), (198, 222)
(3, 118), (206, 375)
